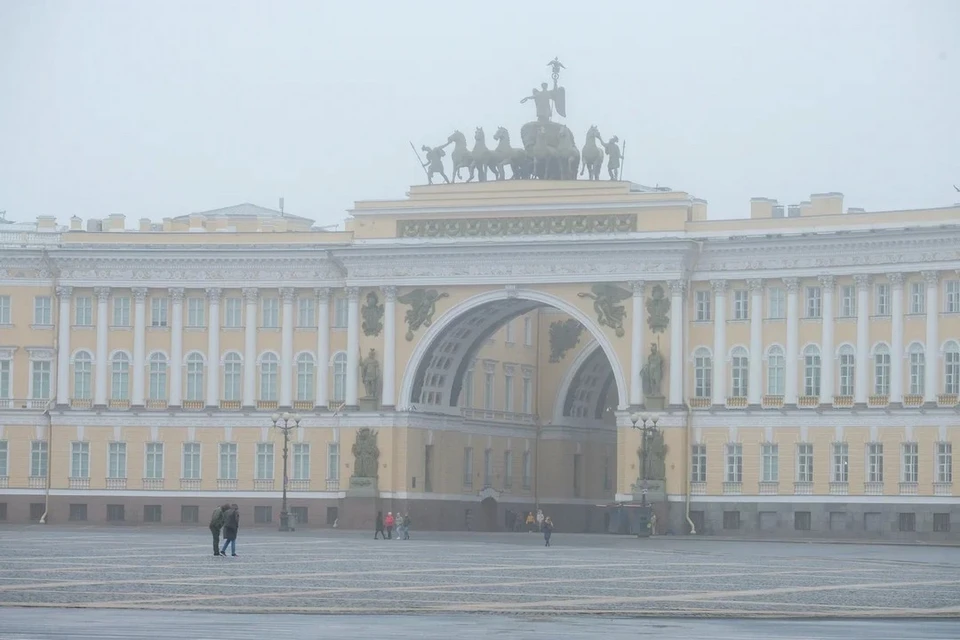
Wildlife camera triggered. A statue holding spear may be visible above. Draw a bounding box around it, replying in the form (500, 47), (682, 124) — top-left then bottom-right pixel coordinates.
(410, 141), (450, 185)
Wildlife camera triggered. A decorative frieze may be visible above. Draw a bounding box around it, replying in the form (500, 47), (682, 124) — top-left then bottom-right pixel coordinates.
(397, 213), (637, 239)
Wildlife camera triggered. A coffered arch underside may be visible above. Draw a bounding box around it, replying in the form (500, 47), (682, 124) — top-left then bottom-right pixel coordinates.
(561, 344), (616, 423)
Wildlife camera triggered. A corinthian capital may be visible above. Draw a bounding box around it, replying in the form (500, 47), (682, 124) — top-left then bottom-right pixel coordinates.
(94, 286), (111, 303)
(710, 279), (728, 294)
(817, 275), (835, 291)
(279, 287), (296, 304)
(205, 287), (223, 303)
(56, 285), (73, 300)
(782, 277), (799, 293)
(853, 274), (872, 291)
(381, 285), (397, 302)
(886, 272), (904, 288)
(921, 270), (939, 286)
(131, 287), (148, 302)
(630, 280), (645, 297)
(746, 279), (764, 293)
(168, 287), (185, 303)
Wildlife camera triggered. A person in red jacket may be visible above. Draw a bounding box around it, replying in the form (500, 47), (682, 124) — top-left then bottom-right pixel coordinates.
(384, 512), (395, 539)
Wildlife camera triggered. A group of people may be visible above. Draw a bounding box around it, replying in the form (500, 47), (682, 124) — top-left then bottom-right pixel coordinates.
(513, 509), (554, 546)
(209, 503), (240, 557)
(375, 511), (411, 540)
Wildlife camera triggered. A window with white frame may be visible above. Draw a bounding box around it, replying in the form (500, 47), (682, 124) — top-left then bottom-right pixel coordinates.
(259, 353), (278, 401)
(224, 297), (242, 328)
(946, 280), (960, 313)
(694, 348), (712, 398)
(832, 442), (849, 483)
(31, 359), (52, 400)
(185, 353), (204, 401)
(151, 297), (168, 327)
(874, 284), (890, 316)
(733, 289), (749, 320)
(148, 353), (167, 400)
(761, 443), (779, 483)
(504, 321), (514, 344)
(867, 443), (884, 483)
(522, 450), (532, 489)
(909, 282), (925, 314)
(873, 344), (891, 396)
(75, 296), (92, 326)
(901, 443), (918, 483)
(840, 285), (856, 318)
(691, 444), (706, 482)
(945, 341), (960, 395)
(0, 295), (10, 324)
(768, 287), (785, 319)
(838, 345), (855, 396)
(333, 296), (348, 328)
(0, 439), (7, 478)
(695, 290), (711, 321)
(463, 366), (474, 408)
(0, 358), (9, 399)
(255, 443), (274, 479)
(292, 443), (310, 480)
(936, 442), (952, 483)
(113, 296), (130, 326)
(261, 298), (279, 328)
(296, 353), (315, 401)
(182, 442), (201, 479)
(503, 367), (514, 412)
(463, 447), (474, 486)
(908, 344), (925, 396)
(524, 316), (533, 346)
(297, 297), (315, 328)
(803, 345), (821, 396)
(796, 443), (813, 483)
(223, 353), (242, 401)
(483, 370), (494, 409)
(504, 450), (513, 488)
(34, 296), (52, 325)
(219, 443), (238, 480)
(332, 353), (347, 401)
(805, 286), (822, 318)
(730, 347), (748, 398)
(73, 351), (93, 400)
(108, 442), (127, 479)
(522, 374), (532, 414)
(71, 441), (90, 478)
(187, 298), (205, 328)
(483, 448), (492, 487)
(145, 442), (164, 479)
(725, 443), (742, 482)
(766, 346), (785, 395)
(31, 440), (48, 478)
(110, 353), (130, 400)
(327, 442), (340, 480)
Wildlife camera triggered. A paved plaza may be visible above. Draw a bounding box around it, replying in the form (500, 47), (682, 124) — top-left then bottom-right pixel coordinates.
(0, 525), (958, 636)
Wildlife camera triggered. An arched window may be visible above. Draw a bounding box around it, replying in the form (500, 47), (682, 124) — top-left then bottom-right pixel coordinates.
(111, 352), (130, 400)
(185, 353), (205, 401)
(693, 348), (712, 399)
(223, 353), (242, 401)
(73, 351), (92, 400)
(803, 345), (821, 397)
(296, 353), (315, 402)
(766, 346), (785, 396)
(148, 353), (167, 400)
(730, 347), (748, 398)
(945, 341), (960, 395)
(908, 343), (925, 396)
(332, 353), (347, 402)
(873, 344), (891, 396)
(259, 353), (278, 401)
(838, 344), (855, 396)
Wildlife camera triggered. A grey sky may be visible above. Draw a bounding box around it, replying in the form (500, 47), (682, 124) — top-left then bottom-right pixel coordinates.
(1, 0), (958, 227)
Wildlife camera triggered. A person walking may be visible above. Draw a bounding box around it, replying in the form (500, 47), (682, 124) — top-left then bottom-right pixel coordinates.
(402, 513), (412, 540)
(209, 502), (230, 556)
(542, 516), (554, 547)
(374, 511), (385, 539)
(220, 503), (240, 557)
(536, 509), (544, 532)
(384, 512), (395, 539)
(525, 511), (536, 533)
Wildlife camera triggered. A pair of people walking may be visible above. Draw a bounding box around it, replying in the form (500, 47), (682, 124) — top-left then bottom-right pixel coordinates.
(375, 511), (411, 540)
(209, 503), (240, 557)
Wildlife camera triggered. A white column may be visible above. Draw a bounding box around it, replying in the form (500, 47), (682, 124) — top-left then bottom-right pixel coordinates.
(888, 273), (904, 405)
(205, 287), (222, 407)
(381, 285), (397, 408)
(345, 286), (360, 408)
(668, 280), (685, 406)
(747, 279), (763, 405)
(168, 288), (184, 406)
(242, 288), (258, 407)
(315, 288), (330, 409)
(94, 287), (110, 406)
(55, 286), (72, 405)
(711, 279), (727, 405)
(922, 270), (939, 403)
(818, 275), (835, 405)
(784, 278), (799, 405)
(279, 287), (295, 407)
(854, 274), (871, 405)
(629, 280), (645, 407)
(131, 287), (147, 406)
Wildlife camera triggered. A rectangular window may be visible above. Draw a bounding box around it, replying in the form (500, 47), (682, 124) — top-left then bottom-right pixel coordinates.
(0, 440), (7, 477)
(723, 511), (740, 530)
(34, 296), (52, 325)
(298, 297), (315, 328)
(0, 295), (10, 324)
(840, 285), (856, 317)
(424, 444), (434, 492)
(71, 441), (90, 478)
(108, 442), (127, 479)
(522, 376), (532, 414)
(524, 317), (533, 346)
(832, 442), (849, 483)
(107, 504), (125, 522)
(145, 442), (164, 479)
(805, 286), (822, 318)
(333, 296), (348, 328)
(290, 506), (308, 525)
(181, 505), (199, 523)
(293, 443), (310, 480)
(839, 352), (855, 396)
(794, 511), (812, 531)
(875, 284), (890, 315)
(898, 512), (916, 532)
(768, 287), (785, 319)
(766, 352), (785, 395)
(262, 298), (279, 328)
(733, 289), (749, 320)
(327, 442), (340, 480)
(603, 455), (612, 491)
(796, 444), (813, 483)
(255, 443), (274, 480)
(901, 443), (918, 483)
(691, 444), (706, 482)
(254, 506), (272, 523)
(69, 503), (88, 521)
(731, 352), (749, 397)
(725, 443), (742, 483)
(503, 450), (513, 488)
(522, 451), (532, 489)
(483, 372), (494, 410)
(504, 321), (514, 344)
(182, 442), (201, 479)
(224, 297), (242, 328)
(187, 298), (205, 327)
(151, 297), (168, 327)
(113, 296), (130, 326)
(31, 441), (48, 478)
(934, 513), (951, 533)
(31, 360), (52, 399)
(909, 282), (925, 314)
(761, 443), (779, 483)
(463, 447), (474, 486)
(219, 443), (238, 480)
(867, 443), (883, 483)
(483, 448), (492, 487)
(74, 296), (92, 326)
(936, 442), (952, 483)
(0, 359), (10, 399)
(463, 368), (474, 408)
(946, 280), (960, 313)
(695, 290), (711, 321)
(504, 372), (514, 412)
(144, 505), (162, 523)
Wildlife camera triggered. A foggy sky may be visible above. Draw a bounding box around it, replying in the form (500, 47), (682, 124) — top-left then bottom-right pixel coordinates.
(1, 0), (958, 228)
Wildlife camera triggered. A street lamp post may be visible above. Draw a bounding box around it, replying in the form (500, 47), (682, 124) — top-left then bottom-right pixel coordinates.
(271, 411), (301, 532)
(629, 412), (660, 507)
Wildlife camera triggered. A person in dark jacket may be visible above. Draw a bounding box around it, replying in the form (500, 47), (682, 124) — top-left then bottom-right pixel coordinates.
(374, 511), (385, 539)
(542, 516), (554, 547)
(220, 504), (240, 557)
(209, 502), (230, 556)
(402, 513), (411, 540)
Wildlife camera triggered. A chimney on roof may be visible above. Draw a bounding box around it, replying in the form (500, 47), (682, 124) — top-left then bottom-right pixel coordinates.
(139, 218), (152, 232)
(107, 213), (126, 232)
(750, 198), (777, 219)
(36, 215), (57, 231)
(808, 192), (844, 216)
(70, 216), (82, 231)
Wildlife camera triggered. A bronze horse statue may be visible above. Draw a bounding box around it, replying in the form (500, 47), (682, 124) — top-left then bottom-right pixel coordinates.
(491, 126), (528, 180)
(580, 125), (604, 181)
(447, 130), (472, 183)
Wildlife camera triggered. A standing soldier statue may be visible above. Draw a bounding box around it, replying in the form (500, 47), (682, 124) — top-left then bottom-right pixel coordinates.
(598, 134), (622, 180)
(420, 143), (450, 184)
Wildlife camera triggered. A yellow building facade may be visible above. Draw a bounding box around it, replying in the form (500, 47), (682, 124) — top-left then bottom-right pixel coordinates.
(0, 184), (958, 538)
